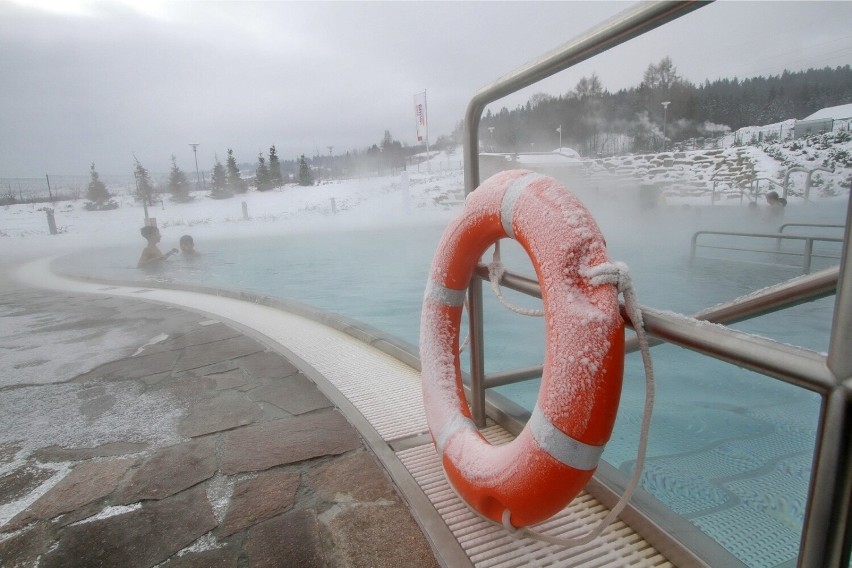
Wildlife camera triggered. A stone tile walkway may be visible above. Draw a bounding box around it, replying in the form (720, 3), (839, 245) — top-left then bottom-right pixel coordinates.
(0, 289), (438, 567)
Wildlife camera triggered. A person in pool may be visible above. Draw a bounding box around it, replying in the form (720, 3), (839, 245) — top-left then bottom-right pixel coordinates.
(765, 190), (787, 211)
(179, 234), (200, 258)
(138, 225), (178, 268)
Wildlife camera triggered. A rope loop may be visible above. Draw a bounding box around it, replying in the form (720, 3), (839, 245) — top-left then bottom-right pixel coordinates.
(487, 246), (545, 317)
(503, 260), (656, 549)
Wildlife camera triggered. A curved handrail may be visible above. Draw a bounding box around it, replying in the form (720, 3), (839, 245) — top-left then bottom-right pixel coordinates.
(463, 1), (705, 195)
(456, 1), (851, 565)
(461, 0), (707, 428)
(752, 176), (785, 198)
(805, 166), (834, 203)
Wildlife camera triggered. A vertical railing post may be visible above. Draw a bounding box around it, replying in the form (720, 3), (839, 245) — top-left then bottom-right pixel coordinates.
(803, 238), (813, 273)
(798, 388), (851, 568)
(799, 193), (852, 567)
(468, 283), (487, 427)
(464, 94), (487, 427)
(827, 193), (852, 378)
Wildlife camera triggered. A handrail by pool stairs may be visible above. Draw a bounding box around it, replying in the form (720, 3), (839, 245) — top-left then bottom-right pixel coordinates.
(460, 2), (851, 567)
(690, 229), (843, 273)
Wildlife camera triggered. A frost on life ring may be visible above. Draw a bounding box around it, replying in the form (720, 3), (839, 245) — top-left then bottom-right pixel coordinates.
(419, 170), (624, 528)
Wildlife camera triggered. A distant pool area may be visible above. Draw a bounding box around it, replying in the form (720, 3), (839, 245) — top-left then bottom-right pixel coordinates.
(53, 196), (847, 568)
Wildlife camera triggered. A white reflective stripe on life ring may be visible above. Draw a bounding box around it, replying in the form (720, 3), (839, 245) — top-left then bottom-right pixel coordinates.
(500, 172), (545, 239)
(435, 413), (478, 455)
(529, 405), (605, 471)
(425, 279), (466, 307)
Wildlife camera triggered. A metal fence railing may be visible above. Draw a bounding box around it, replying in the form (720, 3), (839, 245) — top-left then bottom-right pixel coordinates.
(460, 2), (851, 567)
(691, 230), (843, 273)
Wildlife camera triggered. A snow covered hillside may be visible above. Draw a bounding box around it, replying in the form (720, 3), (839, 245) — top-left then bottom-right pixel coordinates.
(587, 125), (852, 205)
(2, 125), (850, 264)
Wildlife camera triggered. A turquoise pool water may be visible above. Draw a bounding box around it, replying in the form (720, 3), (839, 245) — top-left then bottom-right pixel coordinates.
(55, 196), (846, 568)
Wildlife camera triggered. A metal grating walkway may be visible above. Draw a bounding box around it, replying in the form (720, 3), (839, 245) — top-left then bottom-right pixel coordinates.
(16, 257), (675, 568)
(398, 428), (674, 568)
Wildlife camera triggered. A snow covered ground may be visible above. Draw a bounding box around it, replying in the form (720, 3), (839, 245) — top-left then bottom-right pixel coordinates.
(0, 157), (466, 265)
(1, 130), (850, 268)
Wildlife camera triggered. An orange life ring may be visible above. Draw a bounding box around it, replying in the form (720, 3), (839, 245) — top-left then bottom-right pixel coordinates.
(420, 170), (624, 528)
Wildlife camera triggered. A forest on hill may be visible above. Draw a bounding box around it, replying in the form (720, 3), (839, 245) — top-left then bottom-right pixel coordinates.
(476, 59), (852, 156)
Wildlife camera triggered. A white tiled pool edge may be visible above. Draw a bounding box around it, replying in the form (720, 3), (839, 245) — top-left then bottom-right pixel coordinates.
(17, 257), (675, 568)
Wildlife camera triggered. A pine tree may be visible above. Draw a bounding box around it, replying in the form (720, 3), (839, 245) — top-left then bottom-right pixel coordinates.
(133, 157), (154, 206)
(225, 148), (246, 193)
(255, 152), (270, 191)
(210, 155), (231, 199)
(168, 155), (191, 202)
(86, 162), (110, 204)
(380, 131), (405, 172)
(268, 145), (282, 187)
(298, 154), (313, 186)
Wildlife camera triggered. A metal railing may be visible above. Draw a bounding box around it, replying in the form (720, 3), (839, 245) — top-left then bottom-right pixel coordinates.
(691, 230), (843, 273)
(780, 222), (845, 234)
(784, 166), (835, 202)
(460, 2), (851, 567)
(752, 177), (785, 196)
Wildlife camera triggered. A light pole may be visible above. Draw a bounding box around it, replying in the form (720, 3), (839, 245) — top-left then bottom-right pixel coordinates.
(556, 124), (562, 150)
(661, 101), (671, 152)
(189, 143), (201, 190)
(327, 146), (333, 179)
(487, 126), (495, 151)
(134, 169), (149, 223)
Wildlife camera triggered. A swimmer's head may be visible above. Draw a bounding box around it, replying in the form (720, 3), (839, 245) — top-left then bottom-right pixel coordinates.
(140, 225), (159, 240)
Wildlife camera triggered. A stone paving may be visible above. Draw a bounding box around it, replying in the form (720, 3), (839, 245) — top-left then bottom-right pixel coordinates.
(0, 288), (438, 567)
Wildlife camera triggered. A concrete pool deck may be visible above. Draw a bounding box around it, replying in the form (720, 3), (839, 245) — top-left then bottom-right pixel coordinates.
(0, 258), (686, 568)
(0, 271), (439, 567)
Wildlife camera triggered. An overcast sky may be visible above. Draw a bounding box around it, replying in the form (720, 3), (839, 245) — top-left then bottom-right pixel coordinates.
(1, 1), (850, 178)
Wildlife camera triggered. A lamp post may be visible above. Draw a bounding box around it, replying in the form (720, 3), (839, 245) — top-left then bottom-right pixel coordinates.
(488, 127), (495, 151)
(189, 143), (201, 190)
(556, 125), (562, 150)
(134, 169), (149, 223)
(661, 101), (671, 152)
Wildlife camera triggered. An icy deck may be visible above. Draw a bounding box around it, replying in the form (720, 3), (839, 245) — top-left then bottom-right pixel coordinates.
(2, 258), (675, 567)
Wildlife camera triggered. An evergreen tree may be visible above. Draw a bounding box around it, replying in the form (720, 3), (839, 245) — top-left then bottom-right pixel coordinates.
(168, 155), (191, 201)
(225, 148), (246, 193)
(210, 155), (231, 199)
(133, 157), (154, 206)
(86, 162), (110, 204)
(255, 152), (270, 191)
(380, 131), (405, 172)
(268, 145), (283, 187)
(298, 154), (313, 186)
